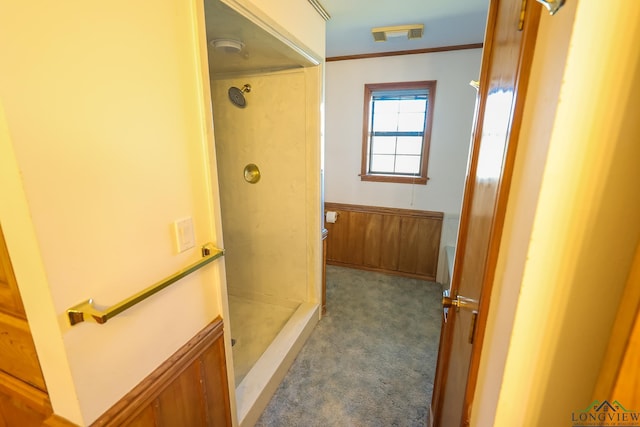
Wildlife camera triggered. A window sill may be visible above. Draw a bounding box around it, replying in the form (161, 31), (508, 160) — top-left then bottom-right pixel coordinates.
(360, 174), (428, 185)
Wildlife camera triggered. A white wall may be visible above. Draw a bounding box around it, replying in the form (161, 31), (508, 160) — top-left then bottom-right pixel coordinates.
(324, 50), (481, 214)
(325, 50), (481, 282)
(0, 1), (324, 424)
(0, 0), (224, 424)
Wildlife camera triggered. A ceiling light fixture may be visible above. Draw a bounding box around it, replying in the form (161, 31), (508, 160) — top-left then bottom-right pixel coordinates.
(371, 24), (424, 42)
(210, 39), (245, 54)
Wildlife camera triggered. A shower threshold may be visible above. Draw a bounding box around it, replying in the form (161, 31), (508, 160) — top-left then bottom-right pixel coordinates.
(228, 296), (299, 384)
(235, 301), (319, 427)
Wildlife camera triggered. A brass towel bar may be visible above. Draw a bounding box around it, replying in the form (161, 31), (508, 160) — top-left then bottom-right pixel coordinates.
(67, 243), (224, 326)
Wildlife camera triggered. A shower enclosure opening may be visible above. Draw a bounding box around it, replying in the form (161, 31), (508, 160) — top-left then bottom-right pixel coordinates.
(203, 0), (323, 424)
(212, 69), (311, 387)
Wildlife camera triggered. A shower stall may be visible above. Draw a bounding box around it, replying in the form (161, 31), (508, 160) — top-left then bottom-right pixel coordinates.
(203, 1), (323, 425)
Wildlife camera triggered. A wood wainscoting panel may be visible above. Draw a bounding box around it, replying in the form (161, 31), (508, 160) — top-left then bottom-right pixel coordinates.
(417, 218), (443, 277)
(155, 362), (206, 426)
(325, 203), (443, 281)
(380, 215), (402, 272)
(200, 332), (232, 425)
(398, 216), (421, 274)
(326, 211), (349, 264)
(363, 213), (383, 268)
(93, 317), (231, 427)
(346, 211), (365, 266)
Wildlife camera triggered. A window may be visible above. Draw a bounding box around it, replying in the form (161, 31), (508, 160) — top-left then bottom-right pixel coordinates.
(360, 81), (436, 184)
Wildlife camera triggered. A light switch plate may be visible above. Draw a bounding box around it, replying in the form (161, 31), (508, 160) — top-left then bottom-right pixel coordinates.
(173, 217), (195, 253)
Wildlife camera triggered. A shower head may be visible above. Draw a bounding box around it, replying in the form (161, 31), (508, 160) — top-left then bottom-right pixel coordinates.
(228, 84), (251, 108)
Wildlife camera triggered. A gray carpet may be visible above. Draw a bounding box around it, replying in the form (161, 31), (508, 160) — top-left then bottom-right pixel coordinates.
(255, 265), (443, 427)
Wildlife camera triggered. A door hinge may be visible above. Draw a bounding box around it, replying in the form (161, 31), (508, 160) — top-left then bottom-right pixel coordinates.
(518, 0), (527, 31)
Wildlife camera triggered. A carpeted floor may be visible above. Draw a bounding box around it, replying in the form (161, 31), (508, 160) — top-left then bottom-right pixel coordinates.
(255, 265), (443, 427)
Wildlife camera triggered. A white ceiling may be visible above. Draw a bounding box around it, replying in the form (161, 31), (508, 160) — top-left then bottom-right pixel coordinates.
(321, 0), (490, 57)
(204, 0), (311, 77)
(203, 0), (491, 75)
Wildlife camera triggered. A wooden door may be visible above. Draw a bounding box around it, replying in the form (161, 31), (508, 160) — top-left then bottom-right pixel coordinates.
(0, 225), (53, 425)
(430, 0), (541, 426)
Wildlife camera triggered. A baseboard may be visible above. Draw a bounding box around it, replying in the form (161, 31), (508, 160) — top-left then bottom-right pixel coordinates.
(327, 260), (436, 281)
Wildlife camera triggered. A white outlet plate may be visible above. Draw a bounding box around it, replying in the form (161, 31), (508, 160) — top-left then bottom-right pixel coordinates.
(173, 217), (195, 253)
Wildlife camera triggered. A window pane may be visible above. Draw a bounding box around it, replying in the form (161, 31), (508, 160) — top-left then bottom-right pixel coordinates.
(373, 99), (399, 114)
(371, 136), (397, 154)
(372, 113), (399, 132)
(395, 155), (421, 174)
(397, 112), (425, 132)
(399, 98), (427, 113)
(370, 154), (395, 173)
(396, 137), (423, 155)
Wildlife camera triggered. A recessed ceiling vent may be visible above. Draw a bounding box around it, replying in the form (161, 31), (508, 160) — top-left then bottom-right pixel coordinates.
(371, 24), (424, 42)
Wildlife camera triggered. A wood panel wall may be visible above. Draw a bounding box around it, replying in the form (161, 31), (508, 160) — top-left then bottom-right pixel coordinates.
(92, 317), (231, 427)
(324, 203), (443, 281)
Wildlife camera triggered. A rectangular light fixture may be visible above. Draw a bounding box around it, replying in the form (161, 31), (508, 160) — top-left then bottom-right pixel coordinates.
(371, 24), (424, 42)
